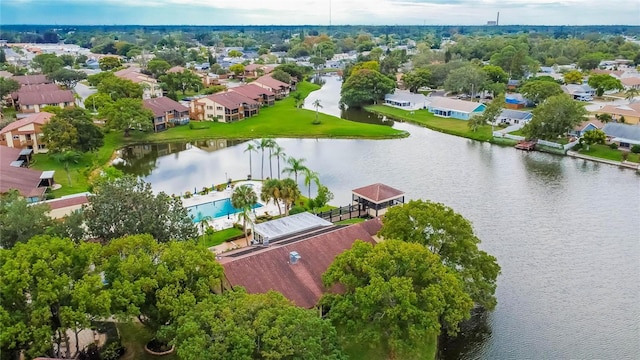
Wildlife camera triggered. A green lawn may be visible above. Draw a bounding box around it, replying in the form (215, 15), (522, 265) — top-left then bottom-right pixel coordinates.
(338, 328), (437, 360)
(126, 82), (406, 144)
(198, 227), (244, 248)
(30, 132), (123, 197)
(117, 322), (177, 360)
(335, 218), (366, 225)
(365, 105), (493, 142)
(579, 144), (640, 163)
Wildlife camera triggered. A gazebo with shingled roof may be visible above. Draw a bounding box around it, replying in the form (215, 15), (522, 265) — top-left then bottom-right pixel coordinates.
(351, 183), (405, 218)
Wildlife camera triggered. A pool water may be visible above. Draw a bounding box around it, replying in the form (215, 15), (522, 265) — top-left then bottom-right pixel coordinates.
(188, 198), (263, 222)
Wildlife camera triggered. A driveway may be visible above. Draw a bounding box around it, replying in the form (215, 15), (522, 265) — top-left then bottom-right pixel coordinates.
(74, 82), (97, 109)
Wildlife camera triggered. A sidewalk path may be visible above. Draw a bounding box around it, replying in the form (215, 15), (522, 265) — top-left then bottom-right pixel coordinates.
(566, 151), (640, 170)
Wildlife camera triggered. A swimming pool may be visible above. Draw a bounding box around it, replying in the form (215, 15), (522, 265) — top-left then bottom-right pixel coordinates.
(187, 198), (263, 222)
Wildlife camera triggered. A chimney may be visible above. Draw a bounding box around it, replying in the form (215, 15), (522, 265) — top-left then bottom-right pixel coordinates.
(289, 251), (301, 264)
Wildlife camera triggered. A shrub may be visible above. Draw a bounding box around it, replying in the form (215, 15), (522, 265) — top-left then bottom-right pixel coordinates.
(609, 143), (618, 149)
(631, 145), (640, 154)
(184, 191), (192, 199)
(572, 143), (582, 151)
(289, 205), (307, 215)
(100, 341), (125, 360)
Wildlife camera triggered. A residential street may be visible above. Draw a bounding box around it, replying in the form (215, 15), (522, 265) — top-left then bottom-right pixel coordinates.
(74, 82), (97, 109)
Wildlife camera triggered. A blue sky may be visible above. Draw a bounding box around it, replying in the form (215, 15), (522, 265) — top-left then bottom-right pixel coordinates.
(1, 0), (638, 25)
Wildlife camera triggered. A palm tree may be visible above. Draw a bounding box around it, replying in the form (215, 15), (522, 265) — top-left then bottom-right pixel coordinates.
(625, 88), (639, 102)
(302, 168), (320, 200)
(282, 156), (307, 184)
(52, 150), (81, 186)
(231, 185), (258, 246)
(270, 145), (286, 179)
(292, 92), (304, 109)
(266, 139), (276, 179)
(260, 178), (283, 215)
(197, 213), (213, 247)
(280, 178), (301, 216)
(312, 99), (322, 124)
(257, 138), (274, 180)
(244, 142), (257, 178)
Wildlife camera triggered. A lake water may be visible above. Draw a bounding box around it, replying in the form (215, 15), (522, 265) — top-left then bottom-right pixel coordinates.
(116, 76), (640, 359)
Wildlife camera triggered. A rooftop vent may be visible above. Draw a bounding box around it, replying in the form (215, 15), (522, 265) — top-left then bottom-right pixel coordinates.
(289, 251), (301, 264)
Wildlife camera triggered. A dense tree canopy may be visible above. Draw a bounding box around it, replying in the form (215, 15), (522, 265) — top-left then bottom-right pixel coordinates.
(173, 290), (345, 360)
(322, 240), (473, 357)
(444, 64), (487, 96)
(97, 76), (143, 100)
(0, 77), (20, 99)
(146, 58), (172, 78)
(84, 176), (197, 243)
(0, 236), (108, 359)
(32, 53), (64, 74)
(0, 190), (52, 249)
(519, 79), (563, 104)
(48, 68), (87, 89)
(378, 200), (501, 310)
(100, 97), (153, 136)
(587, 74), (623, 97)
(524, 94), (588, 140)
(102, 235), (223, 337)
(160, 70), (202, 95)
(98, 56), (122, 71)
(402, 68), (432, 93)
(42, 107), (104, 153)
(270, 69), (292, 84)
(340, 69), (395, 108)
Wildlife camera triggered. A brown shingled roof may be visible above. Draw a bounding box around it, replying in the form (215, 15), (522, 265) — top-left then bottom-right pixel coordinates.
(229, 84), (275, 99)
(17, 90), (75, 106)
(352, 183), (404, 203)
(11, 74), (50, 85)
(0, 145), (48, 198)
(0, 112), (53, 135)
(45, 194), (89, 210)
(204, 91), (258, 109)
(253, 75), (290, 89)
(143, 96), (189, 117)
(12, 83), (61, 100)
(221, 219), (382, 308)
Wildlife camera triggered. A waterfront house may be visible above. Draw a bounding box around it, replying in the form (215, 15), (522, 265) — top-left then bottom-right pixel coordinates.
(0, 145), (55, 202)
(189, 92), (259, 122)
(251, 75), (290, 99)
(0, 112), (53, 153)
(351, 183), (405, 218)
(496, 109), (533, 125)
(383, 90), (430, 110)
(427, 97), (486, 120)
(569, 119), (604, 138)
(143, 96), (190, 132)
(594, 103), (640, 125)
(602, 123), (640, 149)
(219, 219), (382, 308)
(229, 84), (276, 106)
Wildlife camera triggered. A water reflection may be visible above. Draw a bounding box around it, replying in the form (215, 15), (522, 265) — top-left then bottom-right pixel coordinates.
(116, 143), (189, 177)
(440, 308), (492, 360)
(522, 152), (564, 182)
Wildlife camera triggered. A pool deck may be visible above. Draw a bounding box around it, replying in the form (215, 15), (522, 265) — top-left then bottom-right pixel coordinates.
(182, 180), (284, 234)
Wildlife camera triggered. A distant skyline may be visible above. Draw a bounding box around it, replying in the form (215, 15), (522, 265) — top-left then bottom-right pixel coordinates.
(1, 0), (639, 26)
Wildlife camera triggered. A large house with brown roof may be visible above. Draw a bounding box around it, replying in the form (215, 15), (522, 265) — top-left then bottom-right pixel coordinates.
(10, 74), (50, 86)
(594, 102), (640, 125)
(16, 90), (75, 113)
(0, 112), (53, 153)
(114, 67), (163, 99)
(251, 75), (291, 100)
(0, 146), (54, 202)
(243, 64), (276, 78)
(219, 218), (383, 308)
(142, 96), (190, 132)
(189, 92), (259, 122)
(229, 84), (276, 106)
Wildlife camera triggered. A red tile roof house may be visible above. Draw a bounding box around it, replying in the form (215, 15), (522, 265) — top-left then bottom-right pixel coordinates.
(189, 92), (259, 122)
(0, 112), (54, 153)
(229, 84), (276, 106)
(219, 218), (383, 308)
(0, 145), (55, 202)
(251, 75), (291, 100)
(143, 96), (190, 132)
(16, 89), (75, 114)
(9, 83), (61, 108)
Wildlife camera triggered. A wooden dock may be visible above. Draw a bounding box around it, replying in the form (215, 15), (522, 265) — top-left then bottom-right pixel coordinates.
(515, 140), (536, 151)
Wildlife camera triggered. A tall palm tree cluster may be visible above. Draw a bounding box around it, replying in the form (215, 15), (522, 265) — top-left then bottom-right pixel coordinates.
(233, 138), (327, 245)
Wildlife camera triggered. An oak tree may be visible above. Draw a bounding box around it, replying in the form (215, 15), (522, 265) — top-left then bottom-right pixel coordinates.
(524, 94), (588, 140)
(340, 69), (395, 108)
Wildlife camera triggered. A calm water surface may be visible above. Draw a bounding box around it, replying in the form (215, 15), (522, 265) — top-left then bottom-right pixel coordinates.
(117, 77), (640, 359)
